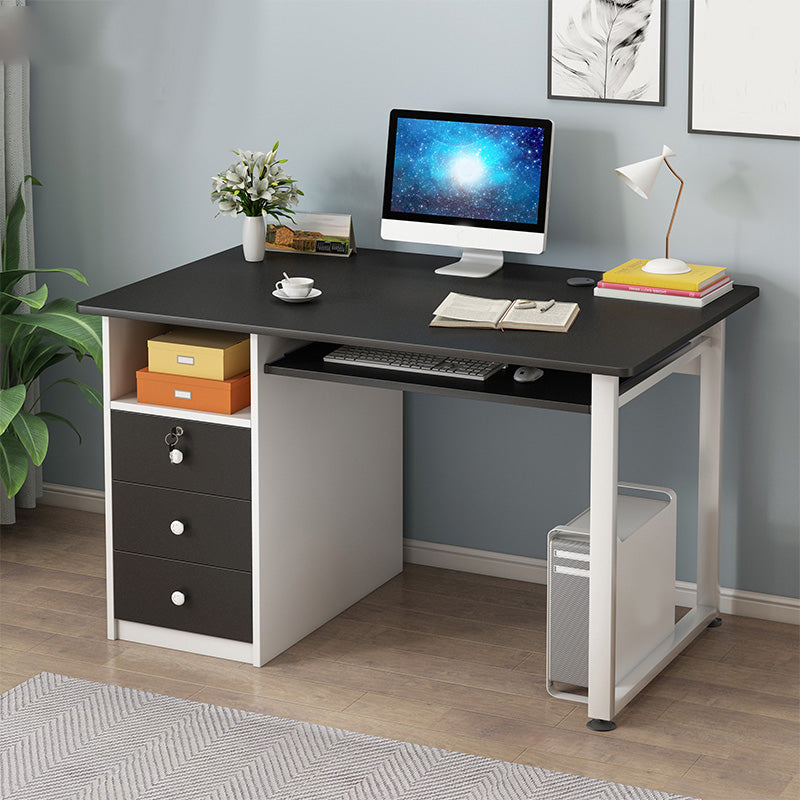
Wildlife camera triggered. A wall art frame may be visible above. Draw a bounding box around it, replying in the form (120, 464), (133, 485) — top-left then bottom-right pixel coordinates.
(688, 0), (800, 141)
(548, 0), (666, 106)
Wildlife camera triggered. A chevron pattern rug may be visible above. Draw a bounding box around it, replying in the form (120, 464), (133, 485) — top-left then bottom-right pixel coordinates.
(1, 673), (699, 800)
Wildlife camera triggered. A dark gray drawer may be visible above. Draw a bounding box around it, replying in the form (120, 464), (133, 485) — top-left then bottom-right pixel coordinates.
(113, 552), (252, 642)
(111, 411), (250, 499)
(112, 482), (251, 571)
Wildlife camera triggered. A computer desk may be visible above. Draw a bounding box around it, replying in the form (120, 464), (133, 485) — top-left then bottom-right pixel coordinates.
(79, 246), (759, 727)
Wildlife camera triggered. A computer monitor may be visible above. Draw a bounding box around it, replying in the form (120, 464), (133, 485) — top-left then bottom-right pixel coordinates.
(381, 109), (554, 278)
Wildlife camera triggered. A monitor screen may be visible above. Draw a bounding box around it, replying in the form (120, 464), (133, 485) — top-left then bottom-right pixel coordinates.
(382, 110), (552, 233)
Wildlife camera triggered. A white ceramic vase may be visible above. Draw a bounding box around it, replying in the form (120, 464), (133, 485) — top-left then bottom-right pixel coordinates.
(242, 215), (266, 262)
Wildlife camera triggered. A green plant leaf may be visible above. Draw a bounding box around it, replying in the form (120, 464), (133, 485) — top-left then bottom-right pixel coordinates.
(16, 344), (71, 385)
(57, 377), (103, 410)
(0, 385), (26, 434)
(37, 411), (82, 444)
(6, 298), (103, 365)
(1, 267), (88, 295)
(0, 429), (29, 498)
(2, 176), (41, 275)
(11, 410), (49, 466)
(0, 283), (48, 313)
(33, 376), (103, 411)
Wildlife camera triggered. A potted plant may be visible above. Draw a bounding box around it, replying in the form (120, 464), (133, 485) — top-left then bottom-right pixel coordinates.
(0, 177), (103, 508)
(211, 142), (303, 262)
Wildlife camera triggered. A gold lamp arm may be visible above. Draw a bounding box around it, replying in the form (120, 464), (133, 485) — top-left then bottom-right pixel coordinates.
(662, 159), (684, 260)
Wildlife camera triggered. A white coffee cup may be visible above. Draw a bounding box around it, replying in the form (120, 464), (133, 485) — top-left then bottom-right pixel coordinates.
(276, 277), (314, 297)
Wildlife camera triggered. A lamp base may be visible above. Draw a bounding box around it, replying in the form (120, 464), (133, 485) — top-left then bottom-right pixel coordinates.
(642, 257), (691, 275)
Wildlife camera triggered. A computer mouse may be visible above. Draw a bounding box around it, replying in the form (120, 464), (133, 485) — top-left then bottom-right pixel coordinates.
(513, 366), (544, 383)
(566, 276), (596, 287)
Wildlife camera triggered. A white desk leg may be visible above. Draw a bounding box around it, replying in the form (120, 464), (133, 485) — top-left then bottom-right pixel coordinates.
(697, 321), (725, 615)
(587, 374), (620, 729)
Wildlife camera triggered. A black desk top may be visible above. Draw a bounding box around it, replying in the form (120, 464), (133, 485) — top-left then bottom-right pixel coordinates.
(79, 247), (758, 378)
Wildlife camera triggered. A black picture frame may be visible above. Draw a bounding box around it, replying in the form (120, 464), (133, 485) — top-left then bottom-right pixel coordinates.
(548, 0), (666, 106)
(688, 0), (800, 141)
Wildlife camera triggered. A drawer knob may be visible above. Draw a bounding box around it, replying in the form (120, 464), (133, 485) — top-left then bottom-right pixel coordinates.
(170, 590), (186, 606)
(169, 448), (184, 464)
(169, 520), (185, 535)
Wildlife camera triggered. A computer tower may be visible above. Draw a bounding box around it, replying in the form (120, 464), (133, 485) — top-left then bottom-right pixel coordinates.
(546, 484), (677, 696)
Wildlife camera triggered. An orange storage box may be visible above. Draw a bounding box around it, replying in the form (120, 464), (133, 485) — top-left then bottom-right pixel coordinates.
(136, 368), (250, 415)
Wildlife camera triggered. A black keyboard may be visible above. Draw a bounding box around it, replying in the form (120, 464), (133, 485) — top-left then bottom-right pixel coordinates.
(323, 345), (505, 381)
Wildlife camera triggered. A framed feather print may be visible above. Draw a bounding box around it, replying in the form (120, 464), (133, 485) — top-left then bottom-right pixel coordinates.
(689, 0), (800, 140)
(548, 0), (665, 105)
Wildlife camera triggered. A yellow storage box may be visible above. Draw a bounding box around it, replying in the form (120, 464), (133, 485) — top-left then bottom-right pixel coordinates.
(147, 328), (250, 381)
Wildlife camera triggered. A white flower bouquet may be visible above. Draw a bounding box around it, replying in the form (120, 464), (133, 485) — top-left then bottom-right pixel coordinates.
(211, 143), (302, 221)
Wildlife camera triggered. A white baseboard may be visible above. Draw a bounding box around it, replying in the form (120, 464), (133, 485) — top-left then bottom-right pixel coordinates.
(404, 538), (800, 626)
(403, 538), (550, 585)
(35, 485), (799, 627)
(40, 483), (105, 515)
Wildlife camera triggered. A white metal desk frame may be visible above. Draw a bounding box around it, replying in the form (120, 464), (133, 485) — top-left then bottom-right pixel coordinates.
(101, 317), (726, 729)
(583, 321), (724, 724)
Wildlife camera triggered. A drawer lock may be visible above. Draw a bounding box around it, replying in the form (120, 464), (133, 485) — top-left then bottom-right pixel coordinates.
(165, 426), (185, 465)
(170, 590), (187, 606)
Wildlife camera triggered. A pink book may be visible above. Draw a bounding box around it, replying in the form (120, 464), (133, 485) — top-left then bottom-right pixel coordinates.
(596, 276), (731, 298)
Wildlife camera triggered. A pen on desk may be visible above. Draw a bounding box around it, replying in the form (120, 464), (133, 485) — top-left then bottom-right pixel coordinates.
(537, 299), (555, 313)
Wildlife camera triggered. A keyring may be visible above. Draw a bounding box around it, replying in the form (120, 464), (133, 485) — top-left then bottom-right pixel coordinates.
(164, 426), (183, 447)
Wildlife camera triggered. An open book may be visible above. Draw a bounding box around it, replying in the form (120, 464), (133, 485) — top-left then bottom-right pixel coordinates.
(430, 292), (579, 332)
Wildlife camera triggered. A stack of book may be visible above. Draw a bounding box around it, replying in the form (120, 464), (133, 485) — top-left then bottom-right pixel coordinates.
(594, 259), (732, 307)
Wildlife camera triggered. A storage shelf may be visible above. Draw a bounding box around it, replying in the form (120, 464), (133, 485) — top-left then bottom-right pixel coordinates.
(110, 392), (252, 428)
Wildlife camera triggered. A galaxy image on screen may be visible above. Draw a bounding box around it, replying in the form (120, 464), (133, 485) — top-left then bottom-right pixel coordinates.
(389, 117), (545, 226)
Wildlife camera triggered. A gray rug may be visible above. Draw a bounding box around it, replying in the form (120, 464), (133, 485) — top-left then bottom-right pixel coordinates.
(1, 673), (699, 800)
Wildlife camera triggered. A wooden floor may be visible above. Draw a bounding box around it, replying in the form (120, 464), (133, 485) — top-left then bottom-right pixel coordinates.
(1, 506), (798, 800)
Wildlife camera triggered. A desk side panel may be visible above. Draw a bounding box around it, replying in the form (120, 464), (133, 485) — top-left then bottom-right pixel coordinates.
(253, 342), (403, 665)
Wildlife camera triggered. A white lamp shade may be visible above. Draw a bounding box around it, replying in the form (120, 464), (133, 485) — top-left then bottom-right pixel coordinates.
(615, 145), (676, 199)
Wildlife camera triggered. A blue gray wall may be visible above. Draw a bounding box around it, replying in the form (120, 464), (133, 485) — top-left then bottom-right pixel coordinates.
(29, 0), (798, 598)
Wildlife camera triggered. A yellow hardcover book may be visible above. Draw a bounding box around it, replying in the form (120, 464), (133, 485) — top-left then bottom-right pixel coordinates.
(603, 259), (727, 292)
(147, 328), (250, 380)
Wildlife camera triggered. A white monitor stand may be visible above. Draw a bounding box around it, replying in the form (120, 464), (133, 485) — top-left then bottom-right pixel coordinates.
(434, 248), (504, 278)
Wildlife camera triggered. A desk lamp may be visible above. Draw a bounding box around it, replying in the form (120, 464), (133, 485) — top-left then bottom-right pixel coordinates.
(615, 145), (689, 275)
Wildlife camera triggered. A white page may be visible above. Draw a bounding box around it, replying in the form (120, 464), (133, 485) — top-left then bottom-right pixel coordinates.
(502, 301), (576, 327)
(432, 293), (511, 326)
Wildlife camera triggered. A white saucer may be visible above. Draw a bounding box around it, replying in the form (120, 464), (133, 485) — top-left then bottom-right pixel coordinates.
(273, 288), (322, 303)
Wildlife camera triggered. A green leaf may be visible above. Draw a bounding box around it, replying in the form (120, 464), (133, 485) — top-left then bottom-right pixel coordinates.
(16, 346), (71, 385)
(0, 283), (48, 312)
(57, 377), (103, 410)
(0, 267), (88, 295)
(37, 411), (82, 444)
(2, 177), (41, 275)
(0, 385), (26, 434)
(33, 376), (103, 411)
(7, 298), (103, 365)
(11, 410), (49, 466)
(0, 429), (29, 498)
(11, 330), (74, 385)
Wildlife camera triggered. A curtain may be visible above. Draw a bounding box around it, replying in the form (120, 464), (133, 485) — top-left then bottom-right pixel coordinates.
(1, 0), (40, 524)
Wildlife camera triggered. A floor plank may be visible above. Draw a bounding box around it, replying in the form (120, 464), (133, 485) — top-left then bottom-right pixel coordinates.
(1, 506), (798, 800)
